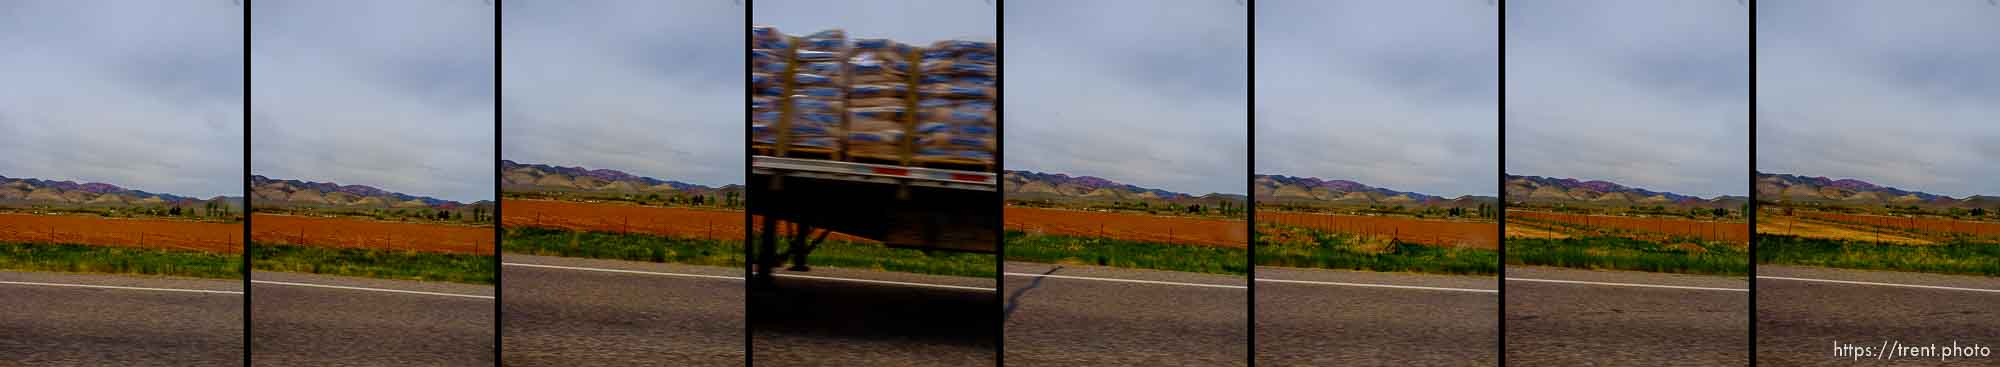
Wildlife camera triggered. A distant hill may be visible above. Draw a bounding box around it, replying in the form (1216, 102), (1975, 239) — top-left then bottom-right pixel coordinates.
(0, 174), (240, 210)
(1756, 172), (1993, 208)
(251, 175), (492, 211)
(1003, 170), (1245, 206)
(1254, 174), (1495, 208)
(1505, 174), (1745, 209)
(500, 160), (742, 198)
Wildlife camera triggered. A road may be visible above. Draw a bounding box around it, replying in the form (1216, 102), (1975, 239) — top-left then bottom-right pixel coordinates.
(1003, 261), (1247, 366)
(0, 271), (243, 366)
(1758, 265), (2000, 366)
(751, 264), (998, 366)
(1505, 266), (1749, 366)
(501, 254), (744, 366)
(1255, 267), (1497, 366)
(250, 271), (494, 366)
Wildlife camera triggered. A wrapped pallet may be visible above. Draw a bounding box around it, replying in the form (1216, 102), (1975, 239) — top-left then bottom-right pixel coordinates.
(750, 25), (789, 146)
(845, 37), (913, 159)
(787, 29), (849, 151)
(915, 39), (997, 164)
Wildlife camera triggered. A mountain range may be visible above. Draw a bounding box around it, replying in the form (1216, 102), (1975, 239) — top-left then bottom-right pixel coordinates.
(501, 160), (741, 197)
(0, 175), (240, 209)
(1505, 174), (1746, 209)
(1003, 170), (1246, 205)
(251, 175), (490, 210)
(1253, 174), (1495, 208)
(1756, 172), (2000, 208)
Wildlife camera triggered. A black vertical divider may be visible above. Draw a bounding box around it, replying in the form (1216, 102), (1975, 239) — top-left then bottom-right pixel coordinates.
(993, 0), (1007, 366)
(742, 2), (755, 367)
(492, 0), (504, 364)
(241, 0), (253, 365)
(1495, 1), (1507, 365)
(1244, 1), (1257, 366)
(1746, 1), (1758, 364)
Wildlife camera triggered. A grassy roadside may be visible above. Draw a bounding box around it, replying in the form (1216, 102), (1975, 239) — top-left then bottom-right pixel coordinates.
(1005, 231), (1247, 276)
(0, 241), (240, 279)
(252, 243), (494, 284)
(508, 227), (995, 278)
(1757, 234), (2000, 276)
(1257, 225), (1497, 275)
(1507, 236), (1748, 276)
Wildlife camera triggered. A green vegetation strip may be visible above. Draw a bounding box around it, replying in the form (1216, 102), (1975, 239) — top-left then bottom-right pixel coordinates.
(253, 243), (494, 284)
(504, 227), (742, 267)
(1507, 237), (1748, 276)
(0, 241), (240, 279)
(753, 233), (997, 278)
(1005, 231), (1247, 276)
(1257, 225), (1496, 275)
(1757, 234), (2000, 277)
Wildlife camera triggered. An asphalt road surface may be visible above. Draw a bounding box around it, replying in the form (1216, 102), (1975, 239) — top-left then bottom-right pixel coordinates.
(1003, 261), (1247, 366)
(0, 271), (243, 366)
(1758, 265), (2000, 366)
(502, 254), (744, 366)
(1255, 267), (1497, 366)
(751, 264), (998, 366)
(1505, 266), (1749, 366)
(251, 271), (494, 366)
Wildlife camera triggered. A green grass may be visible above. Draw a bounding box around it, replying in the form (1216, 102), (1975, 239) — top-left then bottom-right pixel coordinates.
(252, 243), (494, 284)
(1005, 231), (1247, 276)
(1507, 236), (1748, 276)
(1757, 234), (2000, 276)
(0, 241), (240, 279)
(1257, 225), (1497, 275)
(504, 227), (743, 267)
(752, 233), (997, 278)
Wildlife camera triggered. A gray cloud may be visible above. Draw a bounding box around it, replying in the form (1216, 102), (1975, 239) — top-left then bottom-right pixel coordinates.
(1005, 0), (1247, 195)
(251, 0), (493, 202)
(1755, 0), (2000, 198)
(0, 1), (243, 199)
(1256, 0), (1497, 197)
(502, 0), (742, 187)
(753, 0), (996, 44)
(1505, 0), (1748, 198)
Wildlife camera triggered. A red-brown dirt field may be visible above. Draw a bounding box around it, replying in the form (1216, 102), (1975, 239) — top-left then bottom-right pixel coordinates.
(0, 213), (242, 253)
(1793, 211), (2000, 239)
(501, 199), (750, 241)
(1260, 211), (1498, 250)
(1509, 211), (1748, 246)
(251, 213), (493, 255)
(1005, 207), (1246, 248)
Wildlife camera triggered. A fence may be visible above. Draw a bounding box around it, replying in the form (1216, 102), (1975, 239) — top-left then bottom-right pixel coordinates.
(249, 214), (492, 255)
(1260, 211), (1499, 250)
(1793, 211), (2000, 241)
(1509, 211), (1749, 245)
(1003, 207), (1246, 248)
(0, 221), (242, 254)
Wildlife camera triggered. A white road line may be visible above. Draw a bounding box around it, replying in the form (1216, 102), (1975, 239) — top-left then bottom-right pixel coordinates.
(503, 262), (742, 281)
(775, 273), (995, 291)
(1256, 278), (1496, 294)
(1758, 276), (2000, 294)
(251, 280), (493, 300)
(505, 262), (994, 291)
(0, 280), (242, 295)
(1507, 277), (1747, 292)
(1003, 272), (1247, 290)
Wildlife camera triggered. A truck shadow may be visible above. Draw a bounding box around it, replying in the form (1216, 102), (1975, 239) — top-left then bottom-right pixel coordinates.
(749, 275), (997, 348)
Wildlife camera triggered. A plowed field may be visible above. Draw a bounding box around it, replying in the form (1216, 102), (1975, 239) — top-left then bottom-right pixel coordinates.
(1794, 211), (2000, 239)
(0, 213), (241, 253)
(1509, 211), (1748, 246)
(502, 199), (746, 241)
(1260, 211), (1498, 249)
(251, 213), (492, 255)
(1004, 207), (1246, 248)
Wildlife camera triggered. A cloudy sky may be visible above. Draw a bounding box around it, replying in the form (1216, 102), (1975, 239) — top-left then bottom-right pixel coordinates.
(504, 0), (741, 187)
(1505, 0), (1747, 198)
(1756, 0), (2000, 198)
(1007, 0), (1248, 195)
(0, 1), (242, 199)
(252, 0), (493, 203)
(754, 0), (994, 44)
(1257, 0), (1496, 197)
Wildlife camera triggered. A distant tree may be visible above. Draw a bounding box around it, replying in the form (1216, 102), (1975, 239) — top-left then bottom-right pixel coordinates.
(1973, 208), (1988, 217)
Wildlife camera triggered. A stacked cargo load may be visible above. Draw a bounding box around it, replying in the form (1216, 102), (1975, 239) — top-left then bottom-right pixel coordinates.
(915, 39), (997, 165)
(750, 25), (788, 146)
(844, 37), (913, 160)
(787, 29), (849, 152)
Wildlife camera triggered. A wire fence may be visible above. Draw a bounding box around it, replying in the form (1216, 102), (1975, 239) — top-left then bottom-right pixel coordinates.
(1792, 211), (2000, 242)
(1509, 211), (1749, 245)
(249, 214), (492, 255)
(1260, 211), (1499, 249)
(1003, 207), (1247, 248)
(0, 222), (242, 254)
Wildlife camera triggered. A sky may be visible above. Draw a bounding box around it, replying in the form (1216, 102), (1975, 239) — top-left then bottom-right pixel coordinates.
(1007, 0), (1249, 195)
(504, 0), (742, 187)
(1505, 0), (1747, 198)
(1256, 0), (1497, 197)
(251, 0), (494, 203)
(1756, 0), (2000, 198)
(0, 1), (243, 199)
(753, 0), (996, 45)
